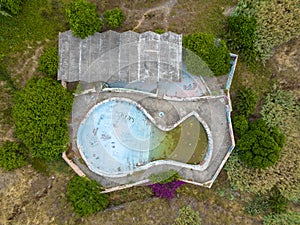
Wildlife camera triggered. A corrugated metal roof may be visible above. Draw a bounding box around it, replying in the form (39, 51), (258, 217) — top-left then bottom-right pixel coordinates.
(58, 30), (182, 83)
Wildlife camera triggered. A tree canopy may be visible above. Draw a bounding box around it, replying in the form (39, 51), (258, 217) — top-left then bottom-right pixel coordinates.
(66, 176), (109, 216)
(65, 0), (103, 39)
(13, 77), (73, 160)
(237, 119), (285, 169)
(183, 33), (230, 76)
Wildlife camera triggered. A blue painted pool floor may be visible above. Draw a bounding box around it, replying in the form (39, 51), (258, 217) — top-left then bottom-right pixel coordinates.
(77, 100), (166, 176)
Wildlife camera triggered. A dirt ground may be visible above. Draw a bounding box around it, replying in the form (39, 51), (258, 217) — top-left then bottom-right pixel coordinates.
(0, 0), (299, 224)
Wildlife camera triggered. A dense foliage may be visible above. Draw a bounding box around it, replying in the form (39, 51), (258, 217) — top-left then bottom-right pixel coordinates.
(0, 141), (28, 170)
(226, 92), (299, 201)
(230, 0), (300, 63)
(233, 88), (257, 117)
(232, 115), (248, 138)
(227, 15), (257, 64)
(183, 33), (230, 76)
(65, 0), (103, 39)
(38, 47), (58, 78)
(103, 8), (125, 29)
(237, 119), (284, 169)
(149, 180), (184, 200)
(173, 205), (201, 225)
(13, 77), (73, 160)
(0, 0), (23, 15)
(66, 176), (109, 216)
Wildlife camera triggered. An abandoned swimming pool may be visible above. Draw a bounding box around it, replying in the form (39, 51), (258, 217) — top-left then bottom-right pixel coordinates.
(77, 98), (210, 177)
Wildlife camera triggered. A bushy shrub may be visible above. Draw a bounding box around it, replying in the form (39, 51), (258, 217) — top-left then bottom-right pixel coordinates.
(232, 115), (248, 138)
(237, 119), (284, 169)
(66, 0), (103, 39)
(149, 180), (184, 200)
(183, 33), (230, 76)
(13, 77), (73, 160)
(227, 15), (257, 64)
(233, 88), (258, 117)
(0, 141), (28, 170)
(173, 205), (201, 225)
(38, 47), (58, 78)
(103, 8), (125, 29)
(66, 176), (109, 216)
(0, 0), (23, 15)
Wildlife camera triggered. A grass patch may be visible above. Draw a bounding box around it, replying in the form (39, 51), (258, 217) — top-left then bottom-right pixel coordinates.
(170, 0), (238, 36)
(0, 0), (69, 67)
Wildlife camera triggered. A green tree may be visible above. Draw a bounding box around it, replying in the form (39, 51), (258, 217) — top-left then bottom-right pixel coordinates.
(227, 15), (257, 64)
(0, 141), (28, 170)
(65, 0), (103, 39)
(13, 77), (73, 160)
(103, 8), (125, 29)
(237, 119), (284, 169)
(38, 47), (58, 78)
(232, 115), (248, 138)
(183, 33), (230, 76)
(173, 205), (201, 225)
(66, 176), (109, 216)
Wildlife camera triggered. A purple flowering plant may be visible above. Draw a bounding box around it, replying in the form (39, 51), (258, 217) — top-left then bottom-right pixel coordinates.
(148, 179), (185, 200)
(148, 170), (185, 200)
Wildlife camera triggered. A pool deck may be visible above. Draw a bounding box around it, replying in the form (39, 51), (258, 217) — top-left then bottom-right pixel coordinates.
(70, 88), (233, 188)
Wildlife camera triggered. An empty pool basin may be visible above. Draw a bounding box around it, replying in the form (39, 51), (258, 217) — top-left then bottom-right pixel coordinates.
(77, 98), (211, 177)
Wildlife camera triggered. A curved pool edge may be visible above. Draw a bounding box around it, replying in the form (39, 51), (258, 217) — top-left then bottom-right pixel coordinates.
(76, 97), (214, 178)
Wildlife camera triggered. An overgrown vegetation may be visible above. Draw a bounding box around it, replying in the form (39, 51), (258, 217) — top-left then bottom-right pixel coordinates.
(13, 77), (73, 160)
(38, 47), (59, 78)
(66, 176), (109, 216)
(0, 0), (24, 15)
(233, 88), (258, 117)
(263, 211), (300, 225)
(228, 0), (300, 63)
(226, 89), (299, 201)
(227, 15), (257, 65)
(0, 141), (28, 170)
(103, 8), (125, 29)
(173, 205), (201, 225)
(66, 0), (103, 39)
(183, 33), (230, 76)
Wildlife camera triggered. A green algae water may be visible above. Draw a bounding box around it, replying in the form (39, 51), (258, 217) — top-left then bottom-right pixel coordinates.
(149, 116), (208, 164)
